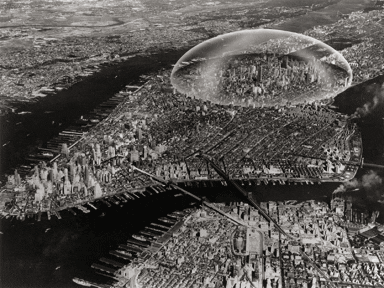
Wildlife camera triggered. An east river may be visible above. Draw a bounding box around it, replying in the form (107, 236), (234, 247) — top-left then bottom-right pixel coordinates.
(1, 0), (383, 287)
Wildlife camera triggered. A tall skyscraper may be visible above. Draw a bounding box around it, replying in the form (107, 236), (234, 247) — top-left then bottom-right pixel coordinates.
(61, 143), (69, 157)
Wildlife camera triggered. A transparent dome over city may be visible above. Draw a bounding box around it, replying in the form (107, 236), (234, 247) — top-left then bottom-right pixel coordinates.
(171, 29), (353, 107)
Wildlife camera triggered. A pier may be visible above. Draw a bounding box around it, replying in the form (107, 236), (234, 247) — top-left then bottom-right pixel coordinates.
(100, 258), (125, 268)
(99, 199), (112, 207)
(150, 223), (170, 231)
(91, 263), (116, 274)
(109, 251), (134, 261)
(118, 244), (142, 253)
(72, 278), (110, 288)
(13, 84), (147, 178)
(126, 238), (149, 248)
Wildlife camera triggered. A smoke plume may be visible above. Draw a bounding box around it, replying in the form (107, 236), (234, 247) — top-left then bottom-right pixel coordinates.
(354, 83), (384, 117)
(332, 170), (382, 201)
(362, 170), (383, 189)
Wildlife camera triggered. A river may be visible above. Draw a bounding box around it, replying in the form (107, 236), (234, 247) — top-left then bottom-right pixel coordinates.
(0, 0), (382, 287)
(0, 49), (189, 177)
(269, 0), (373, 33)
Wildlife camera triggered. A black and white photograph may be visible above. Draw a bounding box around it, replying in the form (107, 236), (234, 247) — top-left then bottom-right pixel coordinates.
(1, 0), (384, 287)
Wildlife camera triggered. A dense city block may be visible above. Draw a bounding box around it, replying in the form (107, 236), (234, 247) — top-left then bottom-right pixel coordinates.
(0, 68), (362, 219)
(86, 199), (384, 288)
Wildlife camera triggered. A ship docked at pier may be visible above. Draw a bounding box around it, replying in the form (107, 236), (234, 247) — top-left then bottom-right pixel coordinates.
(0, 35), (364, 220)
(74, 197), (384, 288)
(0, 74), (363, 220)
(81, 209), (191, 288)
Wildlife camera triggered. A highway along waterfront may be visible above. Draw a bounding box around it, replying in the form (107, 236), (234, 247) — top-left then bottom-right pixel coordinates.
(0, 48), (189, 177)
(334, 74), (384, 164)
(0, 2), (382, 288)
(0, 0), (375, 178)
(0, 176), (381, 288)
(0, 57), (381, 288)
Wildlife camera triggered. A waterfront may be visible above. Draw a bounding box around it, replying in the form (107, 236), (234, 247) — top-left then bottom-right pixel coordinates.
(0, 190), (195, 288)
(0, 58), (382, 288)
(0, 0), (377, 178)
(269, 0), (373, 33)
(0, 183), (340, 288)
(1, 1), (384, 288)
(0, 49), (189, 177)
(0, 0), (378, 178)
(2, 173), (384, 288)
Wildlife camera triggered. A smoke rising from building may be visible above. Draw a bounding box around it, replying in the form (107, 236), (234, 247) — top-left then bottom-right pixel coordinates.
(355, 83), (384, 117)
(332, 170), (383, 201)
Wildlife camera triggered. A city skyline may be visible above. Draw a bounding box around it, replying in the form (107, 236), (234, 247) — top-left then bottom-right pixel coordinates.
(2, 0), (384, 287)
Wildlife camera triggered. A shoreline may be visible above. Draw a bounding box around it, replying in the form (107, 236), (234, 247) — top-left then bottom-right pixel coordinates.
(0, 48), (190, 176)
(0, 0), (375, 116)
(0, 0), (380, 216)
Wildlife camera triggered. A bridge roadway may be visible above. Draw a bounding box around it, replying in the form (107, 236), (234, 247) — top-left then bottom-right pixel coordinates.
(197, 153), (296, 240)
(198, 154), (340, 288)
(129, 165), (247, 227)
(129, 157), (338, 288)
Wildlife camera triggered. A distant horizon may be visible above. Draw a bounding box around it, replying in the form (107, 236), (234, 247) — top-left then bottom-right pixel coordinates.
(2, 0), (384, 287)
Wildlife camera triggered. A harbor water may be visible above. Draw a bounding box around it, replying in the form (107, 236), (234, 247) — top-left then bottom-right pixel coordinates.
(0, 0), (382, 287)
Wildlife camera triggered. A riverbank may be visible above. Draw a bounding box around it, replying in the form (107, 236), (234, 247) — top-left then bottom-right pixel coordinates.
(0, 48), (190, 177)
(0, 0), (378, 223)
(270, 0), (373, 33)
(1, 2), (384, 287)
(1, 0), (373, 115)
(0, 190), (195, 288)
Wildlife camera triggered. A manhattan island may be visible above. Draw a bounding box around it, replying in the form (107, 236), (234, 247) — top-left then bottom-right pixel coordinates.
(0, 30), (362, 220)
(82, 199), (384, 288)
